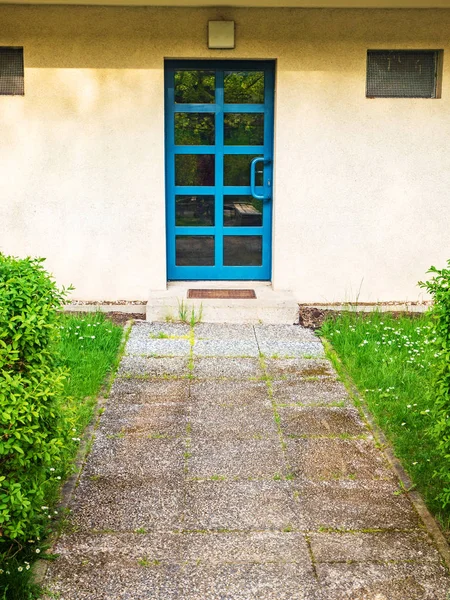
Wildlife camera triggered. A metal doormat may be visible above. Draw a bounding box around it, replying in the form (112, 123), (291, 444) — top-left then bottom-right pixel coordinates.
(187, 289), (257, 299)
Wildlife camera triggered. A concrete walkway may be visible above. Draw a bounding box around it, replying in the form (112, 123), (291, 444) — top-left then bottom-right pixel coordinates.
(45, 322), (450, 599)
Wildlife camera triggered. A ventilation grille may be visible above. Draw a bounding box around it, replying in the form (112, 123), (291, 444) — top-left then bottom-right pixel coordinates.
(366, 50), (438, 98)
(0, 47), (24, 96)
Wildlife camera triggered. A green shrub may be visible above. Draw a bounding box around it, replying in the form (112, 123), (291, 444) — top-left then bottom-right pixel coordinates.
(0, 255), (73, 553)
(419, 260), (450, 508)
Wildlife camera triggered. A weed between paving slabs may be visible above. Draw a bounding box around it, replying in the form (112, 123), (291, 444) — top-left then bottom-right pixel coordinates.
(43, 322), (450, 600)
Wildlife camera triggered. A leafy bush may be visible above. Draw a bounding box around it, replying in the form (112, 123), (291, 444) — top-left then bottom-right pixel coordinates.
(0, 255), (73, 552)
(419, 261), (450, 508)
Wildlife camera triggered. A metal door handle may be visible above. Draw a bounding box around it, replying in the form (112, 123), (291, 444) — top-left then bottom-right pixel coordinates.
(250, 157), (265, 201)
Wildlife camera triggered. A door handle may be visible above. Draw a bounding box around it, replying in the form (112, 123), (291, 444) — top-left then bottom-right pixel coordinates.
(250, 157), (266, 201)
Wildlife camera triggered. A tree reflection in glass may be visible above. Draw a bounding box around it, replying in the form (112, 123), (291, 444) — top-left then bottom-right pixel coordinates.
(175, 155), (215, 186)
(175, 71), (215, 103)
(224, 114), (264, 146)
(224, 71), (264, 104)
(175, 113), (215, 146)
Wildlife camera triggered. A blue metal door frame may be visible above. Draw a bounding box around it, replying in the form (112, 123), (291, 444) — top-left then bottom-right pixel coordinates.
(165, 60), (275, 280)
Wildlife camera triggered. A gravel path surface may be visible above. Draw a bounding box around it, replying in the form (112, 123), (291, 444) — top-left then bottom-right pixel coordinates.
(44, 322), (450, 599)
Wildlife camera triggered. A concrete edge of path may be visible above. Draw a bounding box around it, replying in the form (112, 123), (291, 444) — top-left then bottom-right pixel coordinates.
(32, 320), (134, 587)
(65, 304), (147, 314)
(321, 337), (450, 573)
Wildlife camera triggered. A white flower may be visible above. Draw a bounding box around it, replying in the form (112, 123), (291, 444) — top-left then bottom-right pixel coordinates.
(407, 405), (412, 408)
(91, 336), (95, 339)
(35, 549), (41, 554)
(412, 462), (418, 465)
(50, 468), (55, 472)
(401, 422), (406, 426)
(17, 567), (23, 572)
(41, 506), (48, 510)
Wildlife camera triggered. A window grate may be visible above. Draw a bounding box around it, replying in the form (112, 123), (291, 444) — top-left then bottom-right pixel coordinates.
(0, 47), (24, 96)
(366, 50), (438, 98)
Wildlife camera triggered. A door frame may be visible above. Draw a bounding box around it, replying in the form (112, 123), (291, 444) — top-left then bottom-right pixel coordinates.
(164, 59), (275, 281)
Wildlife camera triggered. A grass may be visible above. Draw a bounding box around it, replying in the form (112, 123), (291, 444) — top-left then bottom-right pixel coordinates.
(1, 312), (123, 600)
(57, 312), (123, 439)
(319, 310), (450, 533)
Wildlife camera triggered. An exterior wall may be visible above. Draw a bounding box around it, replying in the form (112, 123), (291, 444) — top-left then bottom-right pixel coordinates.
(1, 6), (449, 301)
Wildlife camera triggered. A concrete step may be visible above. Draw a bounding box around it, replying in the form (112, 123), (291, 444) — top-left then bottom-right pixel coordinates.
(146, 282), (299, 324)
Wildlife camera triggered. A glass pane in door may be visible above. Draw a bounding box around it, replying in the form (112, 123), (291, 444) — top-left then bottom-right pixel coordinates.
(224, 195), (262, 227)
(224, 71), (265, 103)
(223, 236), (262, 266)
(175, 113), (215, 145)
(176, 195), (215, 226)
(224, 114), (264, 146)
(176, 236), (215, 266)
(224, 154), (263, 186)
(175, 155), (215, 186)
(175, 71), (215, 103)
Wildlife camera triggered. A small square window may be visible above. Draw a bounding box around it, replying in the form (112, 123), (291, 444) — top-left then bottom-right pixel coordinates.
(366, 50), (441, 99)
(0, 47), (24, 96)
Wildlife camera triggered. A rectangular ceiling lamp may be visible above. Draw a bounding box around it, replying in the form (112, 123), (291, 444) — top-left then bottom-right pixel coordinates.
(208, 21), (235, 49)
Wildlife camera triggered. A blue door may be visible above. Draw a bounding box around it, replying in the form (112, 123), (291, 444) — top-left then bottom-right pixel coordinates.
(165, 60), (274, 280)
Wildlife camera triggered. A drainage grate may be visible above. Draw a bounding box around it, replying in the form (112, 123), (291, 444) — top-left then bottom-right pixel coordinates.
(187, 289), (256, 299)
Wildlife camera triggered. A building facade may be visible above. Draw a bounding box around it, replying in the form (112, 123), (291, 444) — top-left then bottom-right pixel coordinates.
(1, 2), (449, 302)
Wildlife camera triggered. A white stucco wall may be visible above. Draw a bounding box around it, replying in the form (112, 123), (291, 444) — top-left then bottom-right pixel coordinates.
(0, 6), (449, 301)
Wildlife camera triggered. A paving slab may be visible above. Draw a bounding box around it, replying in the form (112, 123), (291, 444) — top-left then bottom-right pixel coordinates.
(316, 561), (450, 600)
(117, 356), (189, 378)
(192, 357), (263, 380)
(179, 563), (317, 600)
(294, 481), (420, 530)
(279, 406), (367, 437)
(255, 324), (319, 342)
(188, 404), (277, 439)
(98, 403), (187, 436)
(193, 339), (260, 357)
(188, 438), (287, 479)
(109, 378), (189, 402)
(52, 532), (181, 560)
(68, 477), (184, 532)
(285, 438), (394, 481)
(195, 323), (257, 340)
(259, 340), (325, 358)
(189, 380), (271, 407)
(125, 322), (190, 355)
(83, 434), (185, 479)
(184, 481), (305, 531)
(45, 559), (181, 600)
(309, 530), (442, 563)
(136, 322), (191, 337)
(271, 379), (350, 407)
(126, 338), (191, 357)
(265, 358), (336, 380)
(180, 531), (311, 564)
